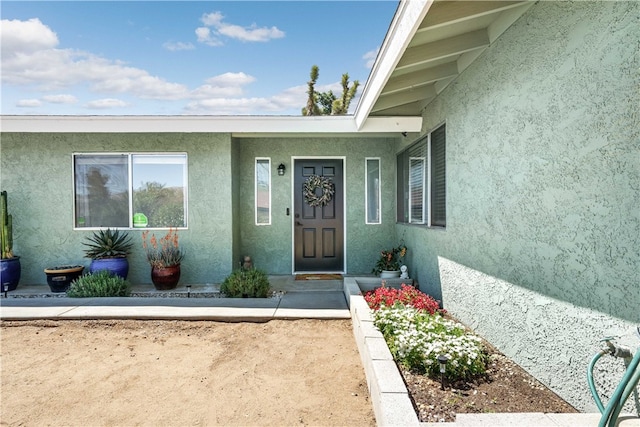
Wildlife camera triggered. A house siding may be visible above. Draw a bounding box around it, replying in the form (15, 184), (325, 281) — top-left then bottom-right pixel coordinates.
(0, 131), (402, 285)
(398, 1), (639, 411)
(0, 132), (235, 285)
(237, 136), (398, 274)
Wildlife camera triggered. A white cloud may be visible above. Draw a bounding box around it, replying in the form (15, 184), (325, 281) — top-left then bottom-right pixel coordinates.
(1, 18), (58, 55)
(197, 11), (285, 46)
(201, 12), (224, 27)
(363, 47), (380, 69)
(195, 26), (222, 47)
(191, 72), (256, 99)
(16, 99), (42, 108)
(185, 97), (276, 115)
(1, 18), (190, 101)
(1, 18), (299, 115)
(42, 94), (78, 104)
(185, 83), (306, 115)
(163, 41), (195, 51)
(206, 72), (256, 86)
(217, 23), (284, 43)
(86, 98), (128, 109)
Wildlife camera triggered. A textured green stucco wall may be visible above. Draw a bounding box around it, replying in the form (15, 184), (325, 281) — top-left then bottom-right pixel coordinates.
(0, 132), (235, 285)
(237, 136), (398, 274)
(0, 131), (401, 284)
(397, 1), (639, 411)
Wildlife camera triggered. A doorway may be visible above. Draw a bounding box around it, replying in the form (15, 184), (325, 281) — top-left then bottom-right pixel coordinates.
(293, 158), (344, 272)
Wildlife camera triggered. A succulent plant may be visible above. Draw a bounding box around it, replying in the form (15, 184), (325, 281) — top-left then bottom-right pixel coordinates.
(1, 190), (14, 259)
(83, 228), (133, 259)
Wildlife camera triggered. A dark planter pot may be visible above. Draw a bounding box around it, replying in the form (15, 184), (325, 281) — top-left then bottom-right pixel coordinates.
(0, 256), (21, 291)
(151, 265), (181, 290)
(89, 257), (129, 279)
(44, 266), (84, 293)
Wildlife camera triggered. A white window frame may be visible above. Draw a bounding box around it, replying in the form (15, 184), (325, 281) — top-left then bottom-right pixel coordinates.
(255, 157), (272, 226)
(72, 152), (188, 230)
(365, 157), (382, 224)
(397, 122), (446, 228)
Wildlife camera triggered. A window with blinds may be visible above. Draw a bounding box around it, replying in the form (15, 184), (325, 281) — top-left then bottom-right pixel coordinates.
(397, 124), (446, 227)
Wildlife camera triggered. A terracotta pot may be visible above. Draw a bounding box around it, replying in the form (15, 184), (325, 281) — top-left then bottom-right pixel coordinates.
(151, 264), (181, 290)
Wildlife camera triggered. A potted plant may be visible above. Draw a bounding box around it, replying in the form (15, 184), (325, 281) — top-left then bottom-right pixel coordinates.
(83, 228), (133, 279)
(372, 243), (407, 278)
(0, 191), (21, 291)
(43, 265), (84, 293)
(142, 228), (185, 290)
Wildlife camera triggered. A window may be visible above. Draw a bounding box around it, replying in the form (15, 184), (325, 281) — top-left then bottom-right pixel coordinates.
(365, 158), (381, 224)
(255, 158), (271, 225)
(397, 124), (446, 227)
(74, 153), (188, 229)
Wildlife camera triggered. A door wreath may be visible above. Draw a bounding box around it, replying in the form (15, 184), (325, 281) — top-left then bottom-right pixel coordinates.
(303, 175), (335, 207)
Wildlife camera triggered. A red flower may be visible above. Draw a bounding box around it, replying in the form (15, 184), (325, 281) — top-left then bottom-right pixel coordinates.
(364, 283), (443, 315)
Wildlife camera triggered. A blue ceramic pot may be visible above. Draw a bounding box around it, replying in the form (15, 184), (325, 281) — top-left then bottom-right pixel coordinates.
(89, 257), (129, 279)
(0, 256), (21, 291)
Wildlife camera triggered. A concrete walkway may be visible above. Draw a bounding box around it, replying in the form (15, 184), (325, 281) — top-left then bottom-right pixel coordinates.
(1, 276), (638, 427)
(0, 278), (349, 321)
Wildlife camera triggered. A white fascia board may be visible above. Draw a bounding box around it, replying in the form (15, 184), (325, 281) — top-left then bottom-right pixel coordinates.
(354, 0), (434, 130)
(0, 115), (421, 134)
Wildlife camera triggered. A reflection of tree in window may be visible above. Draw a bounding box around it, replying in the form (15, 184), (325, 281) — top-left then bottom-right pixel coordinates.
(133, 181), (185, 228)
(85, 168), (128, 227)
(256, 160), (270, 224)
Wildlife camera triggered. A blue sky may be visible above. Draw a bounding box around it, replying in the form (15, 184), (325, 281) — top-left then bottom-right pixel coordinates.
(1, 1), (399, 115)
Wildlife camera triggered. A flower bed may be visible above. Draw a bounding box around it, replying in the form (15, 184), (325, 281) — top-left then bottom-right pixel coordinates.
(364, 283), (487, 381)
(345, 278), (578, 424)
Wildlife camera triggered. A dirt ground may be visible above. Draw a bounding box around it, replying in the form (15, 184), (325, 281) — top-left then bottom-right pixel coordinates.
(401, 339), (579, 423)
(0, 319), (374, 427)
(1, 318), (579, 426)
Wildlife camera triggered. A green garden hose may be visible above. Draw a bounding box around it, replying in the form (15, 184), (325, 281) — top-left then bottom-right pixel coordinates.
(588, 341), (640, 427)
(588, 350), (607, 413)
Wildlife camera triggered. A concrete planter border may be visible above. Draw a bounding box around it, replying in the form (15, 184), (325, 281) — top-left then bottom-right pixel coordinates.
(343, 277), (420, 427)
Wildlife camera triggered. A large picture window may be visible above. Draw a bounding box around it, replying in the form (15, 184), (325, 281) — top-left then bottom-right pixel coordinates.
(397, 124), (446, 227)
(74, 153), (188, 229)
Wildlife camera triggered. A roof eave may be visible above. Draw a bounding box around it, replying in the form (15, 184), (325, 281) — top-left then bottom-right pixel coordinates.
(0, 115), (422, 135)
(353, 0), (433, 130)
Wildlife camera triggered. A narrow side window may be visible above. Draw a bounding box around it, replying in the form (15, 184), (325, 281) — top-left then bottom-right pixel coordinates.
(365, 158), (381, 224)
(255, 158), (271, 225)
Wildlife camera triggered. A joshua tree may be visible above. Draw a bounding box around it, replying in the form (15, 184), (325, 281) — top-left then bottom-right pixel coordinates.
(302, 65), (359, 116)
(331, 73), (360, 115)
(303, 65), (321, 116)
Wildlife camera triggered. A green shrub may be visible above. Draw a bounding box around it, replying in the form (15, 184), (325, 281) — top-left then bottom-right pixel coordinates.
(220, 268), (271, 298)
(66, 271), (131, 297)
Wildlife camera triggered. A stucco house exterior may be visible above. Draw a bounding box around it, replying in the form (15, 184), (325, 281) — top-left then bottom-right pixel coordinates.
(1, 0), (638, 412)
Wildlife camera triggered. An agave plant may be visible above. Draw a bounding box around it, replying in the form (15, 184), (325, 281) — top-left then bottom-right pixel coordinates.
(83, 228), (133, 259)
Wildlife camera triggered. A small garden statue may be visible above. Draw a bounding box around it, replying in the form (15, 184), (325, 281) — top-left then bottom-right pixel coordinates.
(240, 255), (253, 270)
(400, 265), (409, 280)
